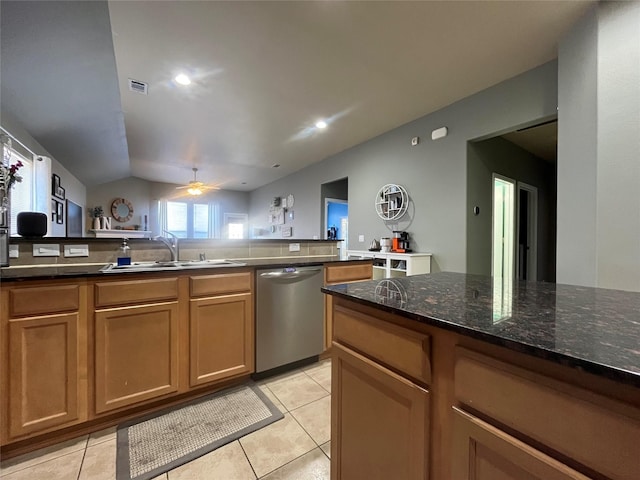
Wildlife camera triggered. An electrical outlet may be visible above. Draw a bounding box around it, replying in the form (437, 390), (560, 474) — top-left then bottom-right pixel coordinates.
(9, 245), (19, 258)
(33, 244), (60, 257)
(64, 245), (89, 257)
(289, 243), (300, 252)
(358, 235), (365, 242)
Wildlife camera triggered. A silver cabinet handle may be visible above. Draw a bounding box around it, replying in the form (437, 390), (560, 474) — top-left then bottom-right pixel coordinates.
(260, 268), (322, 279)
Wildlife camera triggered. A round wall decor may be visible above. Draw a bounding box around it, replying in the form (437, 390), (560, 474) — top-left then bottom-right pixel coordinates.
(375, 184), (408, 220)
(111, 197), (134, 222)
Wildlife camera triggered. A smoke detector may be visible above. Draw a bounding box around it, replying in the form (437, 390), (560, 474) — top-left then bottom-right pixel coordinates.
(128, 78), (148, 95)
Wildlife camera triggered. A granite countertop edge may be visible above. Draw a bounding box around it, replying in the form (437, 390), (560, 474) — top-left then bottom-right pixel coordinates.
(0, 257), (371, 282)
(322, 284), (640, 389)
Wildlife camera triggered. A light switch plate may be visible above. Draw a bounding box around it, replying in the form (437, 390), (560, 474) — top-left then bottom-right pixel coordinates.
(64, 244), (89, 257)
(33, 244), (60, 257)
(358, 235), (365, 242)
(289, 242), (300, 251)
(9, 245), (19, 258)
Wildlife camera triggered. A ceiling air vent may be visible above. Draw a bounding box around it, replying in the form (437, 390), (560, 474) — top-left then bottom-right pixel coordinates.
(128, 78), (148, 95)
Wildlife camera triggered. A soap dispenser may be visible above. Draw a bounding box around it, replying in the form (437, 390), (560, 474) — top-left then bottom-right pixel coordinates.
(117, 238), (131, 266)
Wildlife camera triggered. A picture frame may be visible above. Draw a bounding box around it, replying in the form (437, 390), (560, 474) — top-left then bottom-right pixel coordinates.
(56, 201), (64, 224)
(66, 200), (82, 237)
(52, 175), (66, 200)
(52, 199), (59, 222)
(52, 174), (62, 199)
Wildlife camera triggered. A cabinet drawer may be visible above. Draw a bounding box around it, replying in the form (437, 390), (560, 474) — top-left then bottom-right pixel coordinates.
(454, 348), (640, 480)
(452, 407), (590, 480)
(333, 305), (430, 385)
(10, 285), (79, 317)
(190, 271), (252, 297)
(94, 278), (179, 308)
(325, 263), (372, 284)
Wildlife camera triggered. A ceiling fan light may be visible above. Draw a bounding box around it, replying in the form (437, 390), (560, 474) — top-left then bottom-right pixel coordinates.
(175, 73), (191, 86)
(187, 186), (203, 195)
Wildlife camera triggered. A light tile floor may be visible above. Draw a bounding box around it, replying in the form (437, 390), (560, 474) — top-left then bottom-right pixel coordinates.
(0, 359), (332, 480)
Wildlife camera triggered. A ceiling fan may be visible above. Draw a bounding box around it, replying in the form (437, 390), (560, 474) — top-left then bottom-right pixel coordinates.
(175, 168), (220, 196)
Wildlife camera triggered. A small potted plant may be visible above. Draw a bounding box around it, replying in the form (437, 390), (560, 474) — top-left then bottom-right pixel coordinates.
(91, 206), (104, 230)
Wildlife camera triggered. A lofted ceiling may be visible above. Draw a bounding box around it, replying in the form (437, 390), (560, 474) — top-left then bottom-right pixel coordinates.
(1, 1), (592, 190)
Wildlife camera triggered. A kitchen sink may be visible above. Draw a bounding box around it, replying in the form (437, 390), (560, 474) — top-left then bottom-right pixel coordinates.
(100, 259), (246, 273)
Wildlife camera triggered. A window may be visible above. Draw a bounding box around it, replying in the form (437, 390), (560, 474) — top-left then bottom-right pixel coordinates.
(159, 200), (219, 238)
(7, 150), (33, 236)
(224, 213), (248, 239)
(2, 130), (52, 237)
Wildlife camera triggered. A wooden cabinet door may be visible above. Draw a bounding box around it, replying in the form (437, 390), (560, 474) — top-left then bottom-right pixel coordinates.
(331, 343), (429, 480)
(324, 263), (373, 350)
(189, 293), (253, 387)
(95, 302), (179, 414)
(452, 407), (592, 480)
(7, 313), (80, 439)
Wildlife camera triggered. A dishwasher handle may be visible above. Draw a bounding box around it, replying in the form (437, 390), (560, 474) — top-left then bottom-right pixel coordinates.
(259, 268), (322, 280)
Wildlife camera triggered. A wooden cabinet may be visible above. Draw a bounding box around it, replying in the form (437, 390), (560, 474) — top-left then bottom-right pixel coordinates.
(0, 283), (86, 442)
(454, 348), (640, 480)
(323, 262), (373, 350)
(188, 271), (254, 387)
(330, 296), (640, 480)
(93, 277), (180, 414)
(452, 408), (590, 480)
(94, 302), (179, 413)
(330, 302), (430, 480)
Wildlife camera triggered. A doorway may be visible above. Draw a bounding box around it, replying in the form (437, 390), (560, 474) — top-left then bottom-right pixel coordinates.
(517, 183), (538, 280)
(320, 178), (348, 258)
(492, 174), (515, 279)
(492, 175), (539, 282)
(466, 119), (557, 282)
(325, 199), (348, 256)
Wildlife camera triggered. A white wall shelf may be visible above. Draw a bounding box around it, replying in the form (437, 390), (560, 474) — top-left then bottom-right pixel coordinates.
(90, 229), (152, 239)
(347, 250), (431, 279)
(375, 184), (408, 221)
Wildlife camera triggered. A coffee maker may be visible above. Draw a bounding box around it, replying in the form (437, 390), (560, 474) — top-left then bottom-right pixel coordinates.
(392, 231), (411, 253)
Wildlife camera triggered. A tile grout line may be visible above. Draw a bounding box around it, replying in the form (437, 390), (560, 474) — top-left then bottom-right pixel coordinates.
(302, 369), (331, 395)
(254, 444), (319, 480)
(0, 436), (89, 477)
(288, 399), (330, 453)
(237, 440), (259, 480)
(76, 442), (88, 480)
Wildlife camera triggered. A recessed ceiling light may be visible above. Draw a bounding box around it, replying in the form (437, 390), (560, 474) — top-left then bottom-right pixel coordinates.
(175, 74), (191, 86)
(315, 120), (328, 129)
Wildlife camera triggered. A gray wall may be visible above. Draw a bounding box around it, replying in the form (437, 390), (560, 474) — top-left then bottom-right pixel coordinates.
(557, 5), (598, 287)
(557, 1), (640, 291)
(466, 137), (556, 281)
(249, 61), (558, 273)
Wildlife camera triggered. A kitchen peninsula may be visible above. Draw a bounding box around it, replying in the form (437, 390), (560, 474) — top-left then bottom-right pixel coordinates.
(323, 272), (640, 480)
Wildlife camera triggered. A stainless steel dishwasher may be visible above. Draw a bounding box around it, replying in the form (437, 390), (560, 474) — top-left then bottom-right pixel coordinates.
(255, 265), (324, 374)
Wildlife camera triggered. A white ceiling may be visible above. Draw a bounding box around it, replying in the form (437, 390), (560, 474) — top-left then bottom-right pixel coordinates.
(1, 1), (592, 190)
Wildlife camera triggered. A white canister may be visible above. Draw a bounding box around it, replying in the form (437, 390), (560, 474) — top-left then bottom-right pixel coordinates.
(380, 237), (392, 252)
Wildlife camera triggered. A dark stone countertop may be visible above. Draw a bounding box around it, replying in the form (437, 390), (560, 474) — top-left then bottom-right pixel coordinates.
(0, 257), (371, 282)
(322, 272), (640, 388)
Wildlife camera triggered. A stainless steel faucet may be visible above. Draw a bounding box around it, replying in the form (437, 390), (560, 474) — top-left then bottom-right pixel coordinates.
(153, 230), (179, 261)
